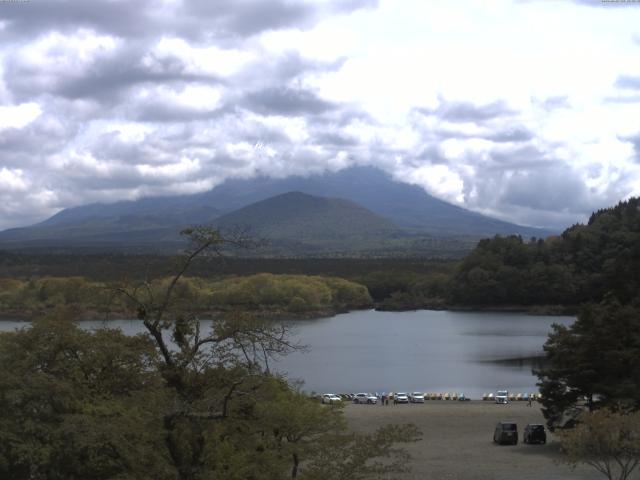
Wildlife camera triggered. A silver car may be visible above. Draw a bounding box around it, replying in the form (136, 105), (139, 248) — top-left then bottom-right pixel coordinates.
(353, 393), (377, 404)
(321, 393), (342, 404)
(409, 392), (425, 403)
(395, 392), (410, 404)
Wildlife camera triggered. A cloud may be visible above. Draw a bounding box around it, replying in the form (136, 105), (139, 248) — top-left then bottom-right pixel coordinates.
(5, 32), (220, 105)
(569, 0), (640, 7)
(533, 95), (571, 111)
(0, 0), (158, 40)
(0, 0), (379, 43)
(0, 102), (41, 129)
(417, 99), (517, 124)
(615, 74), (640, 90)
(243, 87), (337, 116)
(621, 132), (640, 162)
(314, 132), (360, 147)
(0, 0), (638, 232)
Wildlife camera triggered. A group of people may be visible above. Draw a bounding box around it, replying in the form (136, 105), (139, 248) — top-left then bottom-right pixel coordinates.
(376, 393), (396, 405)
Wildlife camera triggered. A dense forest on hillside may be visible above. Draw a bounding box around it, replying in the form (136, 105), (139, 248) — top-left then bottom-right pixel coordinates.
(450, 198), (640, 308)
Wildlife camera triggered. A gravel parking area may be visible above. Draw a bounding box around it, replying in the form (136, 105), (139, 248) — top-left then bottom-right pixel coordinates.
(344, 400), (601, 480)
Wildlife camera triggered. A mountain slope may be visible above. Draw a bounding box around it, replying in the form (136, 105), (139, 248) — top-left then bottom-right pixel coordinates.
(214, 191), (397, 241)
(0, 166), (556, 252)
(200, 166), (553, 237)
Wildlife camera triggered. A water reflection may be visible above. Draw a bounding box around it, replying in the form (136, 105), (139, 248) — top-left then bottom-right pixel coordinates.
(0, 310), (573, 399)
(275, 309), (573, 397)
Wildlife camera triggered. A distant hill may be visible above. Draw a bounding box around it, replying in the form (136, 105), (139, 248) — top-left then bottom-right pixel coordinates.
(213, 191), (399, 252)
(0, 166), (555, 254)
(215, 191), (396, 238)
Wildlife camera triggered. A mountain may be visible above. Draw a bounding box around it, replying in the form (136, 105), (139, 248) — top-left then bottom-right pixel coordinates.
(197, 167), (553, 237)
(213, 191), (398, 250)
(0, 166), (555, 253)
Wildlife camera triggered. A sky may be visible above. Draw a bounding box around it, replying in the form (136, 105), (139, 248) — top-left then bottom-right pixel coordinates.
(0, 0), (639, 231)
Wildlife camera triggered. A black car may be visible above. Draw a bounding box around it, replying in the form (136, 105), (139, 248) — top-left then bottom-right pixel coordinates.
(493, 422), (518, 445)
(523, 424), (546, 444)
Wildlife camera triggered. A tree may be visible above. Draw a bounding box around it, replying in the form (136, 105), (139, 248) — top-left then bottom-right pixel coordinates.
(0, 311), (172, 480)
(558, 409), (640, 480)
(0, 226), (421, 479)
(536, 301), (640, 430)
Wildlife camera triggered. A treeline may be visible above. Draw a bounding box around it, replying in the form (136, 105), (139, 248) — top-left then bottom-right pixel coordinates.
(450, 198), (640, 307)
(0, 252), (455, 313)
(0, 273), (372, 318)
(209, 274), (371, 313)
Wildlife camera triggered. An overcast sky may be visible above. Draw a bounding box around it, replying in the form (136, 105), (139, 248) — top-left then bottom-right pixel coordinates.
(1, 0), (639, 231)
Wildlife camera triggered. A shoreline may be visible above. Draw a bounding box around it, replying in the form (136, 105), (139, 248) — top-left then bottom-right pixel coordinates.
(0, 306), (356, 322)
(0, 303), (578, 322)
(375, 302), (578, 316)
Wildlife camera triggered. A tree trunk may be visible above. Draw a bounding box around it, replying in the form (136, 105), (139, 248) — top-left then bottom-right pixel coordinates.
(291, 452), (299, 479)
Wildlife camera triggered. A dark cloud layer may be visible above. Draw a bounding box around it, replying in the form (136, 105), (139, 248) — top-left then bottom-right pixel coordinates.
(243, 87), (337, 116)
(6, 43), (219, 104)
(0, 0), (379, 42)
(417, 99), (516, 123)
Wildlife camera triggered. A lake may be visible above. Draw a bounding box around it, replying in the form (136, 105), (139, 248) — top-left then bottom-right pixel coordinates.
(0, 309), (574, 399)
(275, 309), (574, 397)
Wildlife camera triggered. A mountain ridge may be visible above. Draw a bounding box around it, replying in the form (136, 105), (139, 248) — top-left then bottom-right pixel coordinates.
(0, 166), (556, 254)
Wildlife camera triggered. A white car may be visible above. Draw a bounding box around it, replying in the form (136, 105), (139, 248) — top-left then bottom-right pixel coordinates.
(495, 390), (509, 404)
(409, 392), (425, 403)
(395, 392), (410, 404)
(353, 393), (377, 404)
(321, 393), (342, 404)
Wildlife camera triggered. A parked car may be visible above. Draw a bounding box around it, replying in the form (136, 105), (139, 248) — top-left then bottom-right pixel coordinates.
(495, 390), (509, 404)
(321, 393), (342, 404)
(409, 392), (425, 403)
(493, 422), (518, 445)
(395, 392), (410, 404)
(353, 393), (377, 404)
(523, 424), (547, 444)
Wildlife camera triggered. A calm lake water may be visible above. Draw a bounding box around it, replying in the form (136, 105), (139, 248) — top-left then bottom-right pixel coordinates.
(0, 309), (574, 399)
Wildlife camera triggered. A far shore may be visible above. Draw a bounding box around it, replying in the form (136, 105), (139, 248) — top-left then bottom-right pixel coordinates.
(375, 302), (578, 316)
(0, 306), (353, 322)
(0, 303), (578, 322)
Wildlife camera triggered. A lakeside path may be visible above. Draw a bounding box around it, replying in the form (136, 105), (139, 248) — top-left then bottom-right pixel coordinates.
(344, 401), (600, 480)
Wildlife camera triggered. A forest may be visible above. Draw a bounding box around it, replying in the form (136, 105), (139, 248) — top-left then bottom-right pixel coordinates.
(450, 197), (640, 308)
(0, 273), (372, 319)
(1, 198), (639, 317)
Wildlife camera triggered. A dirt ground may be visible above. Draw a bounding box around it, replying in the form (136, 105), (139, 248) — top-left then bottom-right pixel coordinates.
(343, 400), (601, 480)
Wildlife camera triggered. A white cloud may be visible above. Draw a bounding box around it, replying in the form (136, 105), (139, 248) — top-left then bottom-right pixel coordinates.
(151, 37), (255, 77)
(0, 102), (41, 129)
(1, 0), (640, 231)
(0, 167), (28, 192)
